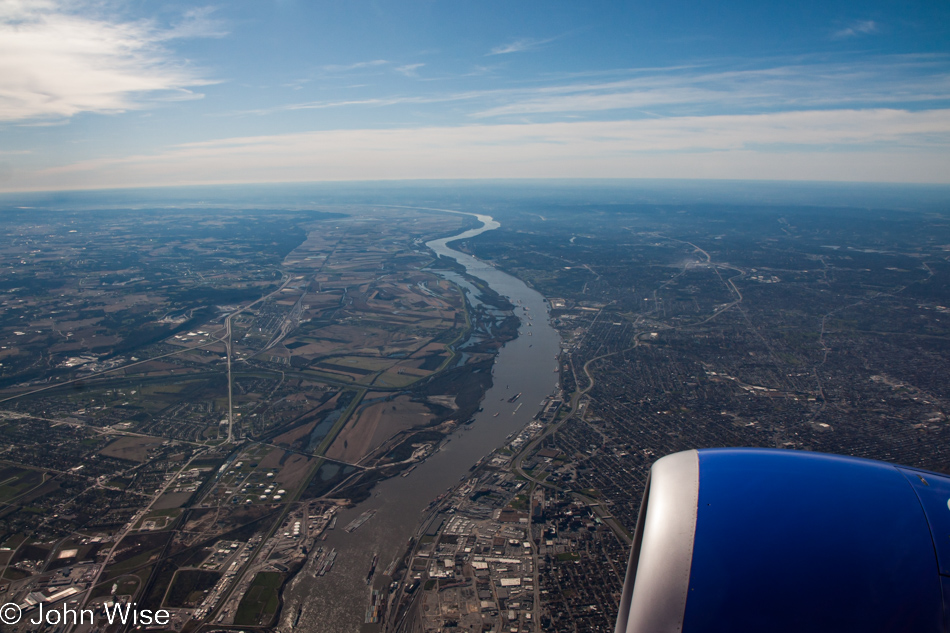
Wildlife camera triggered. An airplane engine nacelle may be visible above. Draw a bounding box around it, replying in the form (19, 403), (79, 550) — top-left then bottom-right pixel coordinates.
(614, 448), (950, 633)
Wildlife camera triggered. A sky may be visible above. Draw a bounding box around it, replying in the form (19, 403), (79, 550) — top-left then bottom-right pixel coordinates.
(1, 0), (949, 192)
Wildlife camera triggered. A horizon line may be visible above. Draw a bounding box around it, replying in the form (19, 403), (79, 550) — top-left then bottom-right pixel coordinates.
(4, 176), (950, 197)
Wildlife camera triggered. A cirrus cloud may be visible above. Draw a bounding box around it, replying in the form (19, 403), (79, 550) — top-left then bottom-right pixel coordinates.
(488, 37), (556, 56)
(0, 0), (219, 122)
(8, 108), (950, 191)
(833, 20), (878, 39)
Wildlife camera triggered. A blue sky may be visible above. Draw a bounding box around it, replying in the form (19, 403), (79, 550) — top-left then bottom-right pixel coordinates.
(1, 0), (949, 191)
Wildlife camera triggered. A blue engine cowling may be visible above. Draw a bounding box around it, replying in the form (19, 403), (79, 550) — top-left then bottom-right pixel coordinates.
(614, 448), (950, 632)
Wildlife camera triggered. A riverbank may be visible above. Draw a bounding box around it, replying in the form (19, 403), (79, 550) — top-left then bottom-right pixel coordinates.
(283, 208), (561, 633)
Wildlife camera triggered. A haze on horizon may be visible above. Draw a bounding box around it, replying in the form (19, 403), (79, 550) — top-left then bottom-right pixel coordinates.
(1, 0), (949, 192)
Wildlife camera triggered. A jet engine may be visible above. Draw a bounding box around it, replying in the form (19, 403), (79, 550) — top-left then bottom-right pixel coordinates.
(614, 448), (950, 632)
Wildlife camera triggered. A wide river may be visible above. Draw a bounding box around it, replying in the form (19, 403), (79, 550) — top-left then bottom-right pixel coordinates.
(284, 210), (562, 632)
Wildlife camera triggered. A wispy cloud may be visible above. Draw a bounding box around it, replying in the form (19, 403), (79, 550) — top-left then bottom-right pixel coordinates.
(471, 61), (950, 117)
(282, 78), (312, 91)
(488, 37), (555, 56)
(227, 90), (490, 117)
(11, 108), (950, 191)
(172, 109), (950, 155)
(0, 0), (218, 122)
(285, 59), (422, 88)
(319, 59), (389, 73)
(395, 63), (424, 77)
(160, 6), (228, 40)
(833, 20), (878, 39)
(233, 57), (950, 120)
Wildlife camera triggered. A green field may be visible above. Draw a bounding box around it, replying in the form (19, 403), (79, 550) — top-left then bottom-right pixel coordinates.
(0, 466), (44, 503)
(165, 569), (221, 607)
(234, 571), (283, 626)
